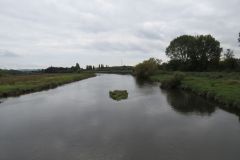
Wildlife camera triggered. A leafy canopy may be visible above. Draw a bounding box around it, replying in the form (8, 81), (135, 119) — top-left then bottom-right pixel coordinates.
(134, 58), (161, 79)
(166, 35), (222, 71)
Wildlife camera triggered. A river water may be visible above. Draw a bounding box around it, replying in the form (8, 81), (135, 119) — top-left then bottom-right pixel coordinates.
(0, 74), (239, 160)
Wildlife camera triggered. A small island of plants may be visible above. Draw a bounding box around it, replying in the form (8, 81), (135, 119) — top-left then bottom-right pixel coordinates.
(109, 90), (128, 101)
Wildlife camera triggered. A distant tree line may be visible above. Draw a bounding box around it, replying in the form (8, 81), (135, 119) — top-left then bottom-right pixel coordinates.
(43, 62), (133, 74)
(95, 65), (133, 74)
(85, 64), (109, 70)
(44, 63), (81, 73)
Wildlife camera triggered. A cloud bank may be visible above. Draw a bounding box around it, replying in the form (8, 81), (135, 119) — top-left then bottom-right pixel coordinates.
(0, 0), (239, 69)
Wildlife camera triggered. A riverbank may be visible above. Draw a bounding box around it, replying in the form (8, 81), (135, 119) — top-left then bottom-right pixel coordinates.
(151, 72), (240, 109)
(0, 72), (96, 98)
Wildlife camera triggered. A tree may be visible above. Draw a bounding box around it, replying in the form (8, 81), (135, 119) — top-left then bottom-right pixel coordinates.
(75, 63), (80, 71)
(166, 35), (222, 71)
(221, 49), (238, 70)
(224, 49), (234, 59)
(166, 35), (195, 63)
(134, 58), (161, 79)
(238, 33), (240, 46)
(196, 35), (222, 70)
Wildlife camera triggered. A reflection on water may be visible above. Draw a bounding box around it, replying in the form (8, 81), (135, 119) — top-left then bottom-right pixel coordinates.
(0, 74), (240, 160)
(165, 90), (216, 116)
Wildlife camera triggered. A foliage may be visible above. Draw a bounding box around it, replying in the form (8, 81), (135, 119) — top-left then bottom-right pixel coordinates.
(166, 35), (222, 71)
(224, 49), (234, 59)
(109, 90), (128, 101)
(134, 58), (161, 79)
(219, 49), (239, 71)
(238, 32), (240, 45)
(96, 66), (133, 74)
(151, 72), (240, 108)
(75, 63), (80, 71)
(44, 63), (82, 73)
(160, 72), (185, 89)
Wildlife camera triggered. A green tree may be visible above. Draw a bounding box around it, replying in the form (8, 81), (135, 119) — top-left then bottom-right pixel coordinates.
(166, 35), (222, 71)
(238, 33), (240, 46)
(166, 35), (195, 63)
(195, 35), (222, 70)
(134, 58), (161, 79)
(222, 49), (237, 70)
(224, 49), (234, 59)
(75, 63), (80, 71)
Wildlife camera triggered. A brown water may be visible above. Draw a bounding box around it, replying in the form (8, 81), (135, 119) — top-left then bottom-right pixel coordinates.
(0, 74), (239, 160)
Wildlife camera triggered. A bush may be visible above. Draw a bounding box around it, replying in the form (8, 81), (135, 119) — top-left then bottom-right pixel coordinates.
(109, 90), (128, 101)
(160, 72), (185, 89)
(134, 58), (161, 79)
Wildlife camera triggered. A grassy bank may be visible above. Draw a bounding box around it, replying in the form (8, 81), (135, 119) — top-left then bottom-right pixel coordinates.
(151, 72), (240, 108)
(0, 72), (95, 98)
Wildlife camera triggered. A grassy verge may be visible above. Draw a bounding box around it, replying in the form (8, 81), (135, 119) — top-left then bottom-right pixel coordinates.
(0, 72), (96, 98)
(151, 71), (240, 108)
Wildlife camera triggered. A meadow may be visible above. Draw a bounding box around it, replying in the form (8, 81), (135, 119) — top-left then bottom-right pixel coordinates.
(0, 72), (95, 98)
(151, 71), (240, 108)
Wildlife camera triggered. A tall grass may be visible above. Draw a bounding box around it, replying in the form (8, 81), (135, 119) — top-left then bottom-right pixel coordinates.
(151, 71), (240, 108)
(0, 73), (95, 97)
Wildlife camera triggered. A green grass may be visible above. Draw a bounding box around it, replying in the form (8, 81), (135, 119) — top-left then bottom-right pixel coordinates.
(150, 71), (240, 108)
(109, 90), (128, 101)
(0, 72), (96, 98)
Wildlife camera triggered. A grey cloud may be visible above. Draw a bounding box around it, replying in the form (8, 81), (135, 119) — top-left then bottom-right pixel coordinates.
(82, 41), (148, 53)
(0, 0), (239, 69)
(0, 49), (19, 57)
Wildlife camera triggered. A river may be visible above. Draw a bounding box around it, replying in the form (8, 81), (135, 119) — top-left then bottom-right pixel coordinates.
(0, 74), (239, 160)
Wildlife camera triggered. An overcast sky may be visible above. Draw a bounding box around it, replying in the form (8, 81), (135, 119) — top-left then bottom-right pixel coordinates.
(0, 0), (239, 69)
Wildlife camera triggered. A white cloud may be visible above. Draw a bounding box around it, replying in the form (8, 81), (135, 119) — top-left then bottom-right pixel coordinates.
(0, 0), (239, 69)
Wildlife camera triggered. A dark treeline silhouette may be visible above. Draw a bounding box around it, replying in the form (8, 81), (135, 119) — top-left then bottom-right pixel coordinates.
(44, 63), (81, 73)
(96, 65), (133, 74)
(43, 63), (133, 74)
(85, 64), (109, 70)
(85, 64), (133, 74)
(162, 34), (240, 71)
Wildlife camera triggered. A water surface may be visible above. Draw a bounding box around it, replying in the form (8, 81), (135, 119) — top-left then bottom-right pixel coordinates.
(0, 74), (239, 160)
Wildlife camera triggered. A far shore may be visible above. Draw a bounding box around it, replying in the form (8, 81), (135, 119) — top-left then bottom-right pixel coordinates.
(0, 72), (96, 98)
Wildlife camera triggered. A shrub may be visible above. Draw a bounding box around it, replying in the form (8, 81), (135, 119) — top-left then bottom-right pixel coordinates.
(134, 58), (161, 79)
(160, 72), (185, 89)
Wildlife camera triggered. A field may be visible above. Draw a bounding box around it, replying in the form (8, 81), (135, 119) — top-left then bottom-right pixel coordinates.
(151, 72), (240, 108)
(0, 72), (95, 98)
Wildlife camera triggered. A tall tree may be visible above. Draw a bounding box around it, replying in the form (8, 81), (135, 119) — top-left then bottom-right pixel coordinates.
(166, 35), (195, 63)
(238, 32), (240, 46)
(224, 49), (234, 59)
(195, 35), (222, 70)
(75, 63), (80, 71)
(166, 35), (222, 71)
(222, 49), (237, 70)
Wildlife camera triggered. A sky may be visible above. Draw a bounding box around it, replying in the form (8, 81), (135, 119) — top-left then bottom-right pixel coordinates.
(0, 0), (239, 69)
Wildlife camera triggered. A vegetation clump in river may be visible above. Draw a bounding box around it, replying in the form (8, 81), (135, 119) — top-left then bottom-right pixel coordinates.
(109, 90), (128, 101)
